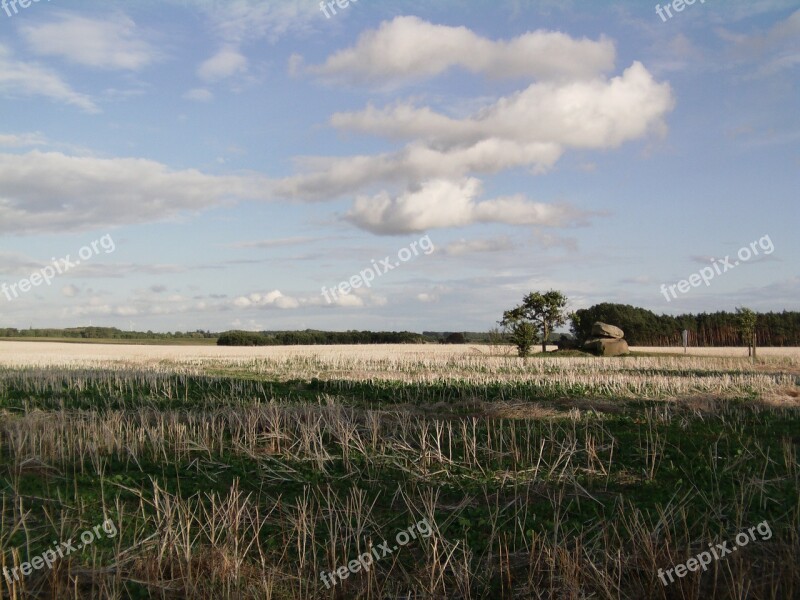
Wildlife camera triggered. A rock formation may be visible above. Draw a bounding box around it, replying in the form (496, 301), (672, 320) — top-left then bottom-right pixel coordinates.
(583, 322), (630, 357)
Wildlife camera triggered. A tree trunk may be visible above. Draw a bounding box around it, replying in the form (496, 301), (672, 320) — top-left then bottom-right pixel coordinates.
(542, 325), (549, 353)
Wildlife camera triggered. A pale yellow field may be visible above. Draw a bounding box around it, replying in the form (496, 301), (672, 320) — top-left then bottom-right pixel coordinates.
(0, 342), (796, 402)
(0, 341), (491, 367)
(634, 346), (800, 358)
(0, 341), (797, 368)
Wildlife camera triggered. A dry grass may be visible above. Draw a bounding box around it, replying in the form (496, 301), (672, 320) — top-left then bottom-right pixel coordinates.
(0, 343), (796, 599)
(0, 341), (797, 366)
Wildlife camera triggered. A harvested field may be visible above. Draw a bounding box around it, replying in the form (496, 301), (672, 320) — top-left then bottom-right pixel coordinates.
(0, 343), (797, 599)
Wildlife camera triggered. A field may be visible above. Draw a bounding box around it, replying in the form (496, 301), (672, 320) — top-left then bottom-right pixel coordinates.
(0, 342), (797, 599)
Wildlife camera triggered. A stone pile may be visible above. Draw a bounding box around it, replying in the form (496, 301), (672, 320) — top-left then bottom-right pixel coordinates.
(583, 322), (630, 357)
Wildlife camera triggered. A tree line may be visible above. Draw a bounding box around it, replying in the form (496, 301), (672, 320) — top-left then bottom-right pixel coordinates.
(499, 291), (799, 357)
(570, 304), (800, 347)
(217, 330), (426, 346)
(0, 327), (214, 340)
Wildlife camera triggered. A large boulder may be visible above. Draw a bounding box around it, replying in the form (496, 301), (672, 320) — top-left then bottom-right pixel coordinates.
(583, 338), (630, 357)
(591, 322), (624, 340)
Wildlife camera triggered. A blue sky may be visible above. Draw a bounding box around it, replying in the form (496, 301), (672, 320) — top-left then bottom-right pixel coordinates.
(0, 0), (797, 332)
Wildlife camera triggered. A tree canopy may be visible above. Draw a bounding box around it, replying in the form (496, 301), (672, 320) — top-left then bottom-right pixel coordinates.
(501, 290), (569, 356)
(570, 304), (800, 347)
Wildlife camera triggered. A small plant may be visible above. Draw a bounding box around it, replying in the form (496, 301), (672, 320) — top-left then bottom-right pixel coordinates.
(506, 321), (536, 357)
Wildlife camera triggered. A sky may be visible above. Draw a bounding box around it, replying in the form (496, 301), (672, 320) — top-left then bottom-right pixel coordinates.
(0, 0), (798, 333)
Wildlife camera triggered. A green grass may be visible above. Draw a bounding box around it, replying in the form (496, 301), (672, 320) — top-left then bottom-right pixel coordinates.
(0, 363), (796, 599)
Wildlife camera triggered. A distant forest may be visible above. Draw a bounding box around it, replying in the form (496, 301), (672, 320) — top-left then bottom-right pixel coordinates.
(217, 330), (427, 346)
(1, 304), (798, 346)
(571, 304), (800, 347)
(0, 327), (215, 340)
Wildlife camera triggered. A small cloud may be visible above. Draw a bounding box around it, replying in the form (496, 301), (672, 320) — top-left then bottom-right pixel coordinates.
(233, 290), (300, 309)
(331, 293), (364, 308)
(531, 230), (579, 252)
(444, 236), (516, 256)
(690, 255), (716, 265)
(20, 14), (160, 71)
(230, 237), (316, 249)
(288, 53), (304, 77)
(183, 88), (214, 102)
(620, 275), (652, 285)
(230, 319), (264, 331)
(0, 45), (98, 112)
(0, 132), (48, 148)
(198, 47), (248, 82)
(719, 9), (800, 77)
(62, 284), (80, 298)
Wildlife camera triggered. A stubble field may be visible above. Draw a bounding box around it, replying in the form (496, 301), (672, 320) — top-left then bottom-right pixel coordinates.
(0, 342), (797, 599)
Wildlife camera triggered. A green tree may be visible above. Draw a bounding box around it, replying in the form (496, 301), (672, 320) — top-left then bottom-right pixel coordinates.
(736, 307), (757, 361)
(501, 290), (569, 356)
(570, 303), (667, 345)
(504, 319), (536, 357)
(445, 332), (467, 344)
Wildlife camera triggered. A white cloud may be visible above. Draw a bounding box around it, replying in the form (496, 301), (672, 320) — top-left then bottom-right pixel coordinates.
(186, 0), (319, 88)
(0, 45), (97, 112)
(331, 62), (674, 150)
(229, 319), (264, 331)
(20, 14), (160, 71)
(276, 141), (564, 200)
(279, 48), (673, 202)
(183, 88), (214, 102)
(444, 237), (517, 256)
(229, 284), (399, 310)
(197, 46), (248, 82)
(0, 251), (39, 275)
(62, 285), (80, 298)
(206, 0), (318, 45)
(231, 237), (316, 249)
(720, 8), (800, 76)
(620, 275), (652, 285)
(330, 293), (365, 308)
(0, 151), (272, 234)
(230, 288), (385, 310)
(0, 132), (48, 148)
(346, 178), (591, 235)
(59, 291), (217, 319)
(307, 16), (616, 83)
(233, 290), (300, 309)
(531, 230), (578, 252)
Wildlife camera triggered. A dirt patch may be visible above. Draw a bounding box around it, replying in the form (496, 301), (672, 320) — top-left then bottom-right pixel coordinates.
(483, 402), (562, 420)
(759, 386), (800, 408)
(556, 397), (626, 414)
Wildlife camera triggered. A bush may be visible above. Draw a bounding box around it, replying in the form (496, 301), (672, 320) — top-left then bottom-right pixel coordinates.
(217, 331), (272, 346)
(444, 333), (467, 344)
